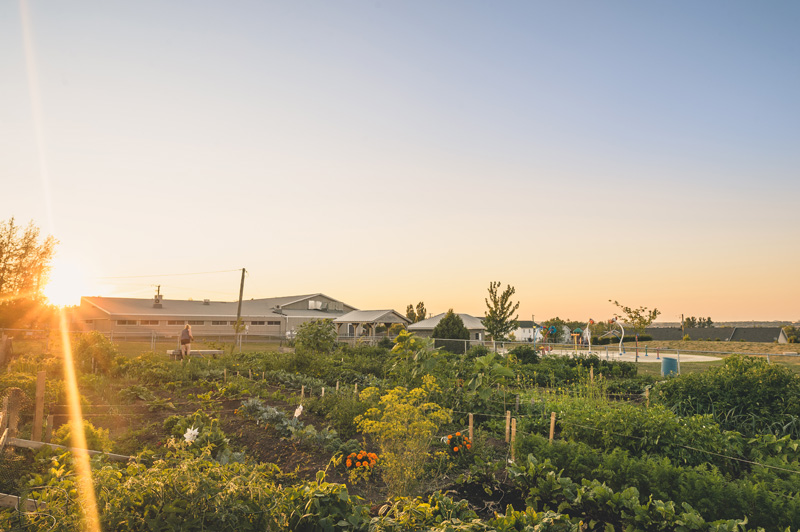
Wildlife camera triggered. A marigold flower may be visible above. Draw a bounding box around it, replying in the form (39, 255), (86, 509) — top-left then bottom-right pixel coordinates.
(453, 446), (459, 452)
(456, 432), (461, 436)
(447, 435), (452, 440)
(346, 460), (352, 467)
(467, 444), (471, 450)
(356, 461), (362, 467)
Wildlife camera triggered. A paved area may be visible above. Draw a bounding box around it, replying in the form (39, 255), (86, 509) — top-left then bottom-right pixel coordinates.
(546, 348), (720, 363)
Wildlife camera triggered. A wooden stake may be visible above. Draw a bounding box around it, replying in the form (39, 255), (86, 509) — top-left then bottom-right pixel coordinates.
(336, 381), (340, 392)
(515, 395), (520, 412)
(549, 412), (556, 443)
(224, 368), (227, 382)
(468, 413), (474, 443)
(301, 385), (305, 399)
(32, 371), (46, 441)
(511, 418), (517, 462)
(645, 388), (650, 407)
(505, 411), (511, 443)
(44, 415), (54, 443)
(321, 387), (325, 398)
(249, 369), (252, 379)
(590, 366), (594, 383)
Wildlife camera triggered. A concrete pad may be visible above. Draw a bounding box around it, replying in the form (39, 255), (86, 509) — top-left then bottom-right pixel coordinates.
(546, 348), (720, 363)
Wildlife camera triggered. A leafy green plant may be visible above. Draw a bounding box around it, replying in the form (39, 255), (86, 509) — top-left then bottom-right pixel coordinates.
(51, 419), (112, 453)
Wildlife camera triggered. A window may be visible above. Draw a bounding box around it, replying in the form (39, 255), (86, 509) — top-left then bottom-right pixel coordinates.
(167, 320), (184, 326)
(187, 320), (204, 325)
(267, 321), (280, 326)
(140, 320), (159, 325)
(211, 321), (227, 325)
(85, 320), (93, 324)
(475, 332), (480, 340)
(250, 321), (265, 325)
(117, 320), (136, 326)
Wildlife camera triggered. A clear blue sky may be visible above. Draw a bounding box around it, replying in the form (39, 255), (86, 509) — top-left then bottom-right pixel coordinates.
(2, 1), (798, 321)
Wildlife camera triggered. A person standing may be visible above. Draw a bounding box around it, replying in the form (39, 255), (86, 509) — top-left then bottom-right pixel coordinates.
(179, 324), (194, 360)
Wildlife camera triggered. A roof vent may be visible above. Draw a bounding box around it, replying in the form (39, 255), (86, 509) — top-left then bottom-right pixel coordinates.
(203, 299), (210, 305)
(153, 294), (163, 309)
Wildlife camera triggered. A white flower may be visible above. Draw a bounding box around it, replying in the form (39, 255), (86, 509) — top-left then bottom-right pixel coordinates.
(294, 405), (303, 418)
(184, 426), (200, 444)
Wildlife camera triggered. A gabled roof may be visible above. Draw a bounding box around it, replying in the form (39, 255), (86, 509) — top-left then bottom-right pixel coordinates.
(408, 313), (486, 331)
(517, 321), (539, 328)
(333, 310), (410, 325)
(730, 327), (786, 343)
(260, 293), (354, 311)
(80, 294), (353, 319)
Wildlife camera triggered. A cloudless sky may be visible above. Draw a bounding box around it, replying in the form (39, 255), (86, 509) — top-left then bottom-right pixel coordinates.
(2, 1), (798, 321)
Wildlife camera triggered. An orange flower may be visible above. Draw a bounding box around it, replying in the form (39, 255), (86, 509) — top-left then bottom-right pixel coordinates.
(346, 459), (352, 467)
(456, 432), (461, 436)
(453, 446), (459, 452)
(356, 461), (362, 467)
(466, 444), (471, 450)
(447, 435), (452, 440)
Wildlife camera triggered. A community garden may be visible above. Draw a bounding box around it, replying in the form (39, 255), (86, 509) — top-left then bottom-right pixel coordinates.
(2, 321), (800, 531)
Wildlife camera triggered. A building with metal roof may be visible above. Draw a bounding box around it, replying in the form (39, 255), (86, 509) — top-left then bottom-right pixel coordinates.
(75, 293), (356, 338)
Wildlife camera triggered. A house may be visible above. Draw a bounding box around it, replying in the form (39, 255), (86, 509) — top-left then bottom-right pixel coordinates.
(333, 310), (410, 338)
(513, 320), (540, 342)
(75, 293), (356, 338)
(407, 313), (486, 341)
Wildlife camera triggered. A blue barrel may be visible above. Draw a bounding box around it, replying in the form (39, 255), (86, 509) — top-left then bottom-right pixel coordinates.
(661, 356), (679, 376)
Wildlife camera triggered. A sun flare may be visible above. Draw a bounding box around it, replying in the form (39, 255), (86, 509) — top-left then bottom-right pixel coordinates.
(44, 257), (92, 307)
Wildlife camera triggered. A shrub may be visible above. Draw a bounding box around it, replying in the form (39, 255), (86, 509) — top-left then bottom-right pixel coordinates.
(74, 331), (119, 375)
(355, 376), (451, 496)
(509, 344), (539, 364)
(51, 419), (112, 453)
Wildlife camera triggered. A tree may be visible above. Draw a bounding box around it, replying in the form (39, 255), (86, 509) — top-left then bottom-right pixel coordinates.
(405, 301), (427, 323)
(483, 281), (520, 341)
(0, 218), (57, 328)
(431, 309), (469, 340)
(609, 300), (661, 335)
(294, 319), (337, 356)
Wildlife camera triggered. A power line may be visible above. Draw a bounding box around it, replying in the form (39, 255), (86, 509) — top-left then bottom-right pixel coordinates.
(96, 269), (241, 280)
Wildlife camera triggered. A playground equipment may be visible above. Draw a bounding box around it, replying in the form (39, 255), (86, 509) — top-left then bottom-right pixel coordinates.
(600, 317), (625, 355)
(582, 319), (594, 352)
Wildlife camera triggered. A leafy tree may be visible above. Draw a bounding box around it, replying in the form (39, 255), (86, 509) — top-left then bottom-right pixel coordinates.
(405, 301), (427, 323)
(483, 281), (519, 341)
(608, 300), (661, 335)
(0, 218), (57, 327)
(431, 309), (469, 340)
(294, 319), (337, 356)
(784, 325), (798, 344)
(542, 317), (568, 343)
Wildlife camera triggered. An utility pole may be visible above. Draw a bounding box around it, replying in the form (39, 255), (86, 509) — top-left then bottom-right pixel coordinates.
(235, 268), (246, 352)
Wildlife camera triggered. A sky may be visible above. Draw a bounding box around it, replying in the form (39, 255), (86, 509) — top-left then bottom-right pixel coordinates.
(2, 1), (798, 322)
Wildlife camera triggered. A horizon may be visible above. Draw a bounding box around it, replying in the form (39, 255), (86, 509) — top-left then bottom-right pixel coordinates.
(3, 1), (798, 322)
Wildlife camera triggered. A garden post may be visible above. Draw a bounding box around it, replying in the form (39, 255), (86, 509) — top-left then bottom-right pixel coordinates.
(301, 385), (305, 399)
(336, 381), (340, 392)
(321, 387), (325, 398)
(590, 366), (594, 383)
(505, 411), (511, 443)
(354, 383), (358, 397)
(45, 414), (54, 442)
(511, 418), (517, 462)
(469, 413), (473, 443)
(224, 368), (227, 382)
(549, 412), (556, 443)
(645, 388), (650, 407)
(32, 371), (46, 441)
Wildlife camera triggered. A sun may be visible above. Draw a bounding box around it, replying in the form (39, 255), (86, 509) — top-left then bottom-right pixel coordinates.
(44, 257), (92, 307)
